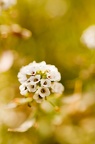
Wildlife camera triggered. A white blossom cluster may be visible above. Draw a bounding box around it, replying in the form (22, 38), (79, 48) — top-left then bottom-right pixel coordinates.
(18, 61), (64, 103)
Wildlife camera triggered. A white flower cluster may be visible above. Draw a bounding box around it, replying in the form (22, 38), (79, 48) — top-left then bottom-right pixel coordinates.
(18, 61), (64, 103)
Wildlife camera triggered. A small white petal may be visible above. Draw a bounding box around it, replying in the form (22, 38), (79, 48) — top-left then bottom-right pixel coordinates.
(38, 87), (50, 97)
(25, 66), (37, 75)
(19, 83), (28, 96)
(38, 61), (47, 71)
(27, 84), (37, 92)
(33, 93), (43, 103)
(20, 89), (28, 96)
(18, 72), (27, 84)
(41, 79), (51, 87)
(29, 75), (41, 84)
(47, 64), (58, 72)
(51, 82), (64, 94)
(19, 66), (28, 74)
(47, 71), (61, 81)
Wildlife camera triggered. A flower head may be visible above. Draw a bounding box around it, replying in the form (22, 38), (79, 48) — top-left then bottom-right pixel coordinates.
(18, 61), (64, 103)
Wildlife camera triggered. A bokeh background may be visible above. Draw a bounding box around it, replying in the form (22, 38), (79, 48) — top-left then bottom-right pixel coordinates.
(0, 0), (95, 144)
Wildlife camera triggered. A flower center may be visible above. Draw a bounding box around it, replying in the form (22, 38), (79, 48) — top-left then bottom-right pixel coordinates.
(31, 85), (34, 88)
(25, 87), (27, 90)
(41, 88), (45, 93)
(43, 81), (47, 85)
(32, 71), (35, 75)
(48, 76), (51, 78)
(38, 95), (43, 99)
(27, 79), (30, 82)
(34, 78), (38, 82)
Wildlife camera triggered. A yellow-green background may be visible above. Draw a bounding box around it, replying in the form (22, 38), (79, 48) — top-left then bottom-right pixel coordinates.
(0, 0), (95, 144)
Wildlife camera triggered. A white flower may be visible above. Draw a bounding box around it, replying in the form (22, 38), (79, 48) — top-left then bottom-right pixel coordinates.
(29, 75), (41, 84)
(47, 70), (61, 81)
(18, 72), (27, 84)
(18, 61), (64, 103)
(19, 66), (26, 74)
(33, 92), (44, 103)
(25, 65), (37, 76)
(27, 84), (37, 93)
(38, 61), (47, 71)
(51, 82), (64, 94)
(37, 87), (50, 97)
(26, 68), (36, 76)
(41, 79), (51, 87)
(47, 64), (58, 71)
(28, 61), (46, 72)
(19, 83), (28, 96)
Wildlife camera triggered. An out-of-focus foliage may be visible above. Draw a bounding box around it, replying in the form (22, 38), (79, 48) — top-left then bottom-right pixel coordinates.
(0, 0), (95, 144)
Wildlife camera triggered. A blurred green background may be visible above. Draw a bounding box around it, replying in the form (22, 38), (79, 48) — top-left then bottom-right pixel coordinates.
(0, 0), (95, 144)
